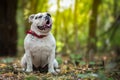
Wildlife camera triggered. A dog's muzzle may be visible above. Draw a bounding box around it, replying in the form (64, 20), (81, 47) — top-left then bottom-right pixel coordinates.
(37, 16), (52, 30)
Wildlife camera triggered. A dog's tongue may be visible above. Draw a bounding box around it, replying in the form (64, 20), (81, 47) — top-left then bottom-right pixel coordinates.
(46, 23), (51, 27)
(44, 22), (51, 28)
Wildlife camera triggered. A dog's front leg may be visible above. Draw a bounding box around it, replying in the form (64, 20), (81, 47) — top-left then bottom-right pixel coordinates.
(26, 50), (33, 72)
(48, 50), (57, 75)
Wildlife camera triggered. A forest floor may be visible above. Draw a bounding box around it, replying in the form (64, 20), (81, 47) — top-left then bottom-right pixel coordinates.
(0, 53), (120, 80)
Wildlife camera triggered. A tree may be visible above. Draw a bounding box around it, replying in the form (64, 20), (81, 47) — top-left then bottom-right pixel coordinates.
(86, 0), (101, 61)
(23, 0), (48, 32)
(0, 0), (18, 56)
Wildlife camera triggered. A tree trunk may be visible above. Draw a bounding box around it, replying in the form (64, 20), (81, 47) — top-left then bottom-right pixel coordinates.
(73, 0), (79, 52)
(54, 0), (60, 39)
(0, 0), (18, 56)
(86, 0), (100, 61)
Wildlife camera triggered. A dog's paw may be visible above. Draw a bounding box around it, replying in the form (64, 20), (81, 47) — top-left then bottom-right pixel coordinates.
(55, 68), (60, 73)
(22, 68), (26, 71)
(50, 71), (58, 75)
(26, 68), (33, 72)
(48, 69), (58, 75)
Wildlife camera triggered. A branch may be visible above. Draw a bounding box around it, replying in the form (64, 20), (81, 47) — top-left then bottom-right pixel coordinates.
(99, 15), (120, 37)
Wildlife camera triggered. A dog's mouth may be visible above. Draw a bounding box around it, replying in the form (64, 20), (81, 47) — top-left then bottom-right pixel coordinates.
(37, 20), (52, 30)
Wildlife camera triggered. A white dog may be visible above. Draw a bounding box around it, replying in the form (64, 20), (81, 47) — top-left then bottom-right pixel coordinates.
(21, 12), (59, 74)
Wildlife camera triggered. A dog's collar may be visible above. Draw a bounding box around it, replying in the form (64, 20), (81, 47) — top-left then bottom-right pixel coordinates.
(27, 30), (47, 38)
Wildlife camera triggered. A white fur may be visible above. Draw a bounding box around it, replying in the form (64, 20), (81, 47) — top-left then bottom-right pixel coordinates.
(21, 12), (59, 74)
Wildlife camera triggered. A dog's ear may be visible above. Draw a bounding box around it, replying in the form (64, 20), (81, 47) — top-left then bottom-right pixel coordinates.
(29, 14), (35, 23)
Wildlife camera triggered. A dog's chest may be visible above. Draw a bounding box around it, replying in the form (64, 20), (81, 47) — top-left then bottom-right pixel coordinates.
(31, 37), (53, 53)
(28, 35), (55, 67)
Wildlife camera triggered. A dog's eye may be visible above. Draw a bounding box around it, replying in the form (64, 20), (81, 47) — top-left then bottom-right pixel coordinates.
(35, 17), (37, 19)
(39, 15), (42, 18)
(47, 13), (51, 17)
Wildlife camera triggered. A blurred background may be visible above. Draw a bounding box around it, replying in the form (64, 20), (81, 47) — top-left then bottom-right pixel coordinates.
(0, 0), (120, 79)
(0, 0), (120, 63)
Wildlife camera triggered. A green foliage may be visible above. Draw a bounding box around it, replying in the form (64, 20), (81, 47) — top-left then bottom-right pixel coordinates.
(56, 56), (63, 64)
(70, 54), (82, 65)
(107, 78), (114, 80)
(1, 58), (14, 63)
(70, 54), (82, 60)
(78, 73), (98, 79)
(77, 71), (114, 80)
(56, 41), (64, 53)
(97, 71), (107, 80)
(80, 61), (86, 65)
(89, 61), (96, 65)
(111, 26), (120, 45)
(17, 0), (120, 54)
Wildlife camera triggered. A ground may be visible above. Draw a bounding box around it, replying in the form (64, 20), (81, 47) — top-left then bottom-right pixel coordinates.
(0, 53), (120, 80)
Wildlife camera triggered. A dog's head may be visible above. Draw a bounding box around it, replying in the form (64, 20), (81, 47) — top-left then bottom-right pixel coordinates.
(29, 12), (52, 33)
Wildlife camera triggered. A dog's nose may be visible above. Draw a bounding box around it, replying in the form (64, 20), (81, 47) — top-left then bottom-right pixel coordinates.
(45, 16), (50, 21)
(47, 13), (51, 17)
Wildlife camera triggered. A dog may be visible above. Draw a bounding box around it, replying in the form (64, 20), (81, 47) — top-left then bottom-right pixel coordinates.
(21, 12), (59, 75)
